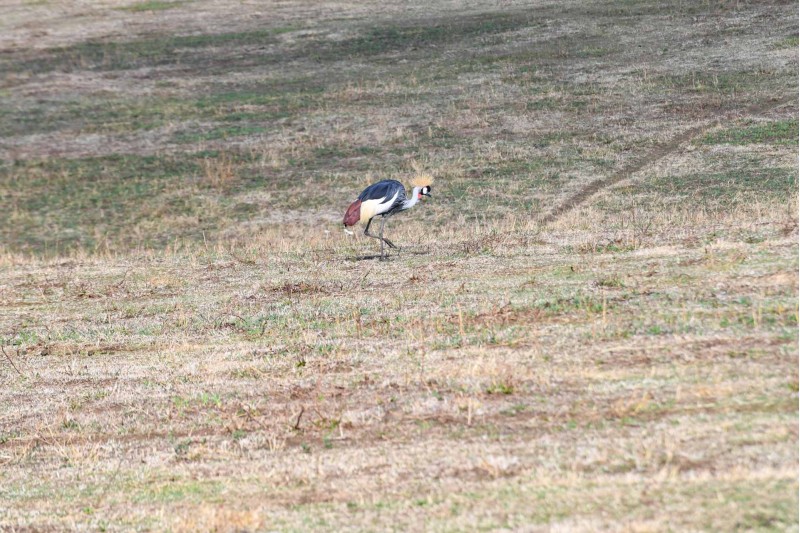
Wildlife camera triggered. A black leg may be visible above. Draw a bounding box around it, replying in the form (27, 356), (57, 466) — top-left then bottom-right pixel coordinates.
(380, 217), (396, 249)
(363, 216), (396, 259)
(379, 218), (386, 259)
(364, 217), (383, 242)
(363, 217), (385, 258)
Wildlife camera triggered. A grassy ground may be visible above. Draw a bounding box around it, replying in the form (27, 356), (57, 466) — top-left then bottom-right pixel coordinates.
(0, 0), (797, 531)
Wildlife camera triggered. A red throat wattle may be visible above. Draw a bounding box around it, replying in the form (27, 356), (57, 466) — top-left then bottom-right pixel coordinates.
(418, 192), (423, 199)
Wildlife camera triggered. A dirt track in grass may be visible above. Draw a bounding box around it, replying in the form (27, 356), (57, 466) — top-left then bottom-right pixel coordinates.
(542, 94), (798, 225)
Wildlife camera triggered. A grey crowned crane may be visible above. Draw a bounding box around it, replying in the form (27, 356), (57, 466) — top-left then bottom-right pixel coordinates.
(343, 175), (433, 259)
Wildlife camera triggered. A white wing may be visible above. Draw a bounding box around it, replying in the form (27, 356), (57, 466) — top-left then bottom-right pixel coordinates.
(359, 190), (399, 224)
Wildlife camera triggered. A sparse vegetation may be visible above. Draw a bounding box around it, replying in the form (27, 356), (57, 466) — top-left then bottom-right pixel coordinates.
(0, 0), (797, 531)
(701, 119), (799, 146)
(119, 0), (187, 12)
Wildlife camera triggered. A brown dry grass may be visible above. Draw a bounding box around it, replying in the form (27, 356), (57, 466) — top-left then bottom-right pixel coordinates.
(0, 0), (797, 531)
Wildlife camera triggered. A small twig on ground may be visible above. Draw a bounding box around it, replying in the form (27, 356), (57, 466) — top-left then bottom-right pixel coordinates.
(292, 406), (305, 430)
(360, 265), (373, 286)
(244, 407), (270, 430)
(1, 343), (24, 377)
(93, 453), (124, 510)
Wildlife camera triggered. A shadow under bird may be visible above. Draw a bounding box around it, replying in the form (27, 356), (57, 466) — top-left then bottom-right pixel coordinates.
(343, 175), (433, 259)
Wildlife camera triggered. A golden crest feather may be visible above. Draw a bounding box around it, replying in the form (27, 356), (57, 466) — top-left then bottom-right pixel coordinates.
(410, 173), (434, 188)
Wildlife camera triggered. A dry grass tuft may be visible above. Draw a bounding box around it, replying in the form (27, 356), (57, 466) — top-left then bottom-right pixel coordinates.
(201, 153), (238, 190)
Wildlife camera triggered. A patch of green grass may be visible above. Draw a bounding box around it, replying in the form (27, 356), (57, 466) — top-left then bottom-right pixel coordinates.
(2, 12), (536, 77)
(648, 70), (789, 95)
(119, 0), (186, 12)
(136, 479), (222, 503)
(173, 124), (270, 143)
(617, 167), (797, 205)
(531, 294), (611, 316)
(575, 46), (610, 58)
(700, 120), (799, 146)
(0, 78), (322, 138)
(3, 27), (298, 75)
(485, 381), (514, 395)
(197, 79), (323, 107)
(0, 154), (214, 253)
(773, 35), (799, 49)
(321, 13), (536, 59)
(581, 0), (723, 18)
(0, 97), (189, 137)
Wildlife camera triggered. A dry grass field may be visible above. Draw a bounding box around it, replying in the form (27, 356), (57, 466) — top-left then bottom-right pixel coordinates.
(1, 0), (798, 531)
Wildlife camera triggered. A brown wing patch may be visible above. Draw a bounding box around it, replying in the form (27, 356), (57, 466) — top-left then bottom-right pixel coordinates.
(343, 199), (362, 227)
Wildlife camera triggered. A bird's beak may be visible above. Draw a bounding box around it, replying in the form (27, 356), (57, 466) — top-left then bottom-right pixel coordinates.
(423, 192), (432, 197)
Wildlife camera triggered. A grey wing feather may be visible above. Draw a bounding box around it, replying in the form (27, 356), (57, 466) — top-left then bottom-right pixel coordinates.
(358, 180), (406, 208)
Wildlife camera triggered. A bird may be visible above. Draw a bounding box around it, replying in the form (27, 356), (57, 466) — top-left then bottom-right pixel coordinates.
(343, 174), (433, 259)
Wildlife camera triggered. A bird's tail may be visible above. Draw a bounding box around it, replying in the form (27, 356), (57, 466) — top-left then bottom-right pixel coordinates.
(343, 199), (362, 227)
